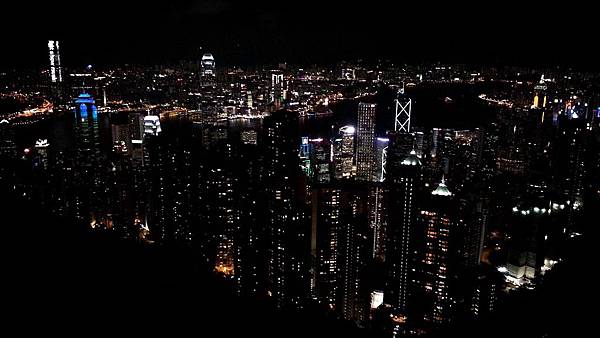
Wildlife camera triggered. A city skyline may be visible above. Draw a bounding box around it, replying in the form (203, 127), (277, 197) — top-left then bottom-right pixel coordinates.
(0, 5), (595, 337)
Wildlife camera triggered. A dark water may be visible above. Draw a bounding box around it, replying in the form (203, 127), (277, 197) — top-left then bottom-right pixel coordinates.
(301, 82), (496, 139)
(10, 83), (497, 150)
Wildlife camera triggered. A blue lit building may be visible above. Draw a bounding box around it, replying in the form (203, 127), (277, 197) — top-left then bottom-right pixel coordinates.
(73, 92), (104, 226)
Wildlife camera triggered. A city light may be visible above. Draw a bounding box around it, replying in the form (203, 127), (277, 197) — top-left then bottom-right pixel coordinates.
(0, 21), (591, 336)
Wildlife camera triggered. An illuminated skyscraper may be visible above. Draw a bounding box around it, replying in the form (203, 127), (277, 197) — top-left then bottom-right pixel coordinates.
(385, 147), (422, 314)
(128, 112), (145, 168)
(33, 139), (50, 171)
(201, 53), (216, 85)
(73, 93), (103, 225)
(311, 186), (341, 307)
(270, 71), (285, 108)
(263, 110), (308, 308)
(376, 137), (390, 182)
(309, 138), (332, 184)
(532, 75), (547, 109)
(337, 183), (372, 323)
(144, 115), (162, 136)
(48, 40), (63, 83)
(506, 199), (568, 281)
(312, 182), (372, 323)
(395, 84), (411, 133)
(418, 178), (479, 324)
(334, 125), (355, 179)
(356, 103), (376, 181)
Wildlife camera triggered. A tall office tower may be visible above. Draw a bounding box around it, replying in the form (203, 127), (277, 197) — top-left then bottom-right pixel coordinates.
(143, 128), (194, 245)
(310, 138), (332, 184)
(334, 125), (355, 179)
(211, 166), (238, 277)
(270, 71), (285, 108)
(48, 150), (74, 218)
(337, 182), (372, 323)
(198, 135), (240, 277)
(532, 75), (547, 109)
(143, 129), (168, 242)
(128, 112), (145, 169)
(263, 110), (308, 308)
(125, 112), (146, 233)
(129, 112), (144, 142)
(73, 93), (103, 226)
(48, 40), (63, 83)
(388, 84), (416, 173)
(200, 53), (216, 85)
(385, 145), (422, 315)
(144, 115), (162, 136)
(235, 140), (266, 297)
(311, 186), (341, 307)
(562, 121), (587, 233)
(452, 129), (483, 191)
(356, 103), (377, 181)
(299, 136), (312, 176)
(312, 182), (372, 322)
(0, 119), (17, 186)
(465, 265), (503, 319)
(30, 139), (51, 207)
(368, 183), (387, 259)
(33, 139), (50, 171)
(506, 199), (568, 281)
(414, 131), (425, 158)
(376, 137), (389, 182)
(172, 138), (194, 245)
(110, 112), (131, 151)
(395, 84), (412, 133)
(419, 178), (476, 324)
(106, 137), (134, 237)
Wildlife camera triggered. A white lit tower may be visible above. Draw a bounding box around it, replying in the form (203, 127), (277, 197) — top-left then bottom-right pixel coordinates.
(334, 125), (355, 179)
(271, 71), (285, 108)
(395, 83), (411, 133)
(48, 40), (63, 83)
(201, 53), (216, 86)
(356, 103), (377, 181)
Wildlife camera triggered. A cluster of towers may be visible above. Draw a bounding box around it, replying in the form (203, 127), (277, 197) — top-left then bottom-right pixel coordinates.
(0, 43), (591, 336)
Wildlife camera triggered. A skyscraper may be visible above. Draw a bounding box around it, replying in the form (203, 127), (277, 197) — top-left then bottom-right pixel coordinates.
(263, 110), (308, 308)
(385, 148), (422, 314)
(395, 85), (412, 133)
(201, 53), (216, 86)
(144, 115), (162, 136)
(312, 182), (372, 323)
(311, 186), (341, 307)
(418, 178), (477, 324)
(48, 40), (63, 83)
(334, 125), (355, 180)
(356, 103), (376, 181)
(200, 53), (217, 79)
(270, 71), (285, 108)
(532, 75), (547, 109)
(73, 92), (103, 226)
(376, 137), (390, 182)
(309, 138), (332, 184)
(0, 119), (17, 186)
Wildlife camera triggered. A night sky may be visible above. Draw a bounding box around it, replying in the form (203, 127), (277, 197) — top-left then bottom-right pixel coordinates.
(1, 1), (597, 69)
